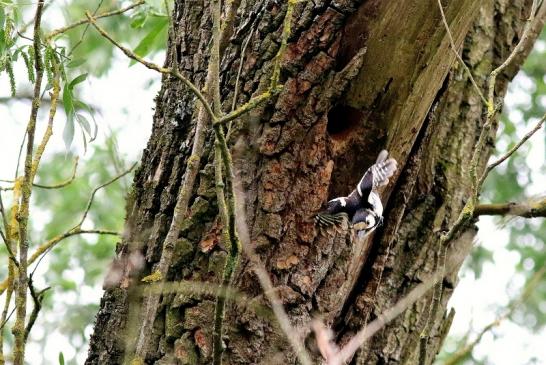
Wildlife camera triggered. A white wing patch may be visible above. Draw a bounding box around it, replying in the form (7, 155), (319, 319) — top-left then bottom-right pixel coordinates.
(331, 197), (347, 207)
(368, 192), (383, 217)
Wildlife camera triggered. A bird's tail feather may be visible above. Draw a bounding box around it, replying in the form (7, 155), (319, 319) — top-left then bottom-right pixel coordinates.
(315, 212), (349, 235)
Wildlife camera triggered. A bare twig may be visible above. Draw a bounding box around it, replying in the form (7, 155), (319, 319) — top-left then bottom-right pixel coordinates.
(0, 308), (15, 333)
(208, 0), (238, 361)
(23, 278), (50, 342)
(85, 12), (217, 123)
(46, 1), (145, 40)
(436, 0), (488, 106)
(68, 0), (105, 56)
(77, 162), (137, 228)
(311, 320), (339, 364)
(1, 158), (79, 190)
(487, 0), (540, 107)
(479, 113), (546, 187)
(230, 26), (255, 113)
(216, 88), (282, 125)
(33, 157), (79, 189)
(334, 271), (443, 364)
(14, 131), (27, 180)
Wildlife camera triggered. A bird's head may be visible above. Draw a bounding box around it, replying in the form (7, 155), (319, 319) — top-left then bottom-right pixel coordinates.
(352, 208), (381, 233)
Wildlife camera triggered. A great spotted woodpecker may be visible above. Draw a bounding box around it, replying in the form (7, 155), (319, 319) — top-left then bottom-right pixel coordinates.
(315, 150), (397, 237)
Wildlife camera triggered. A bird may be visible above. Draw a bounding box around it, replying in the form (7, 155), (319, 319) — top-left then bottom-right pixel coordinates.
(315, 150), (397, 238)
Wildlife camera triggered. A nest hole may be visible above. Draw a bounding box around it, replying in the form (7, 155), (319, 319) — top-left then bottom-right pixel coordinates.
(327, 104), (365, 140)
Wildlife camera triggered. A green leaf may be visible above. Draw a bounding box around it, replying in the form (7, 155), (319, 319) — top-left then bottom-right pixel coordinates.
(74, 100), (98, 140)
(0, 7), (5, 30)
(130, 17), (167, 66)
(63, 117), (75, 151)
(62, 86), (74, 121)
(76, 113), (92, 136)
(81, 128), (88, 153)
(62, 84), (75, 150)
(69, 72), (88, 89)
(130, 10), (148, 29)
(58, 352), (65, 365)
(67, 58), (85, 68)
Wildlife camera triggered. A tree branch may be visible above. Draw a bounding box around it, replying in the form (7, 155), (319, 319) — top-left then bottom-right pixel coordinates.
(1, 157), (79, 190)
(474, 197), (546, 218)
(33, 157), (79, 189)
(12, 2), (45, 363)
(85, 12), (218, 124)
(76, 162), (137, 229)
(45, 1), (145, 40)
(479, 113), (546, 187)
(23, 278), (49, 343)
(0, 229), (119, 295)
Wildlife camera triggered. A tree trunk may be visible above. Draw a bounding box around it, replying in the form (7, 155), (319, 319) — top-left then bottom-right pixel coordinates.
(86, 0), (543, 364)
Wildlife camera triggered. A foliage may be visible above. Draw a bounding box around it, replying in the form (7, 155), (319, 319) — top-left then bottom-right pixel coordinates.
(0, 0), (169, 148)
(28, 135), (133, 363)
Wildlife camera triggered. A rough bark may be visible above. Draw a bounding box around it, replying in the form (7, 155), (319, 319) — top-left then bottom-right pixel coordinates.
(86, 0), (543, 364)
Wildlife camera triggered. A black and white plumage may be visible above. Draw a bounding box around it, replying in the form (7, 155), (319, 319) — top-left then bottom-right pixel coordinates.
(316, 150), (397, 237)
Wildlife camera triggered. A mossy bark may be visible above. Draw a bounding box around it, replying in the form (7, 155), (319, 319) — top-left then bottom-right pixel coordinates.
(86, 0), (542, 364)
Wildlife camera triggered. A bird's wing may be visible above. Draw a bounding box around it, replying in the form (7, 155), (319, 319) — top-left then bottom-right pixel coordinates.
(315, 212), (349, 236)
(356, 150), (398, 199)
